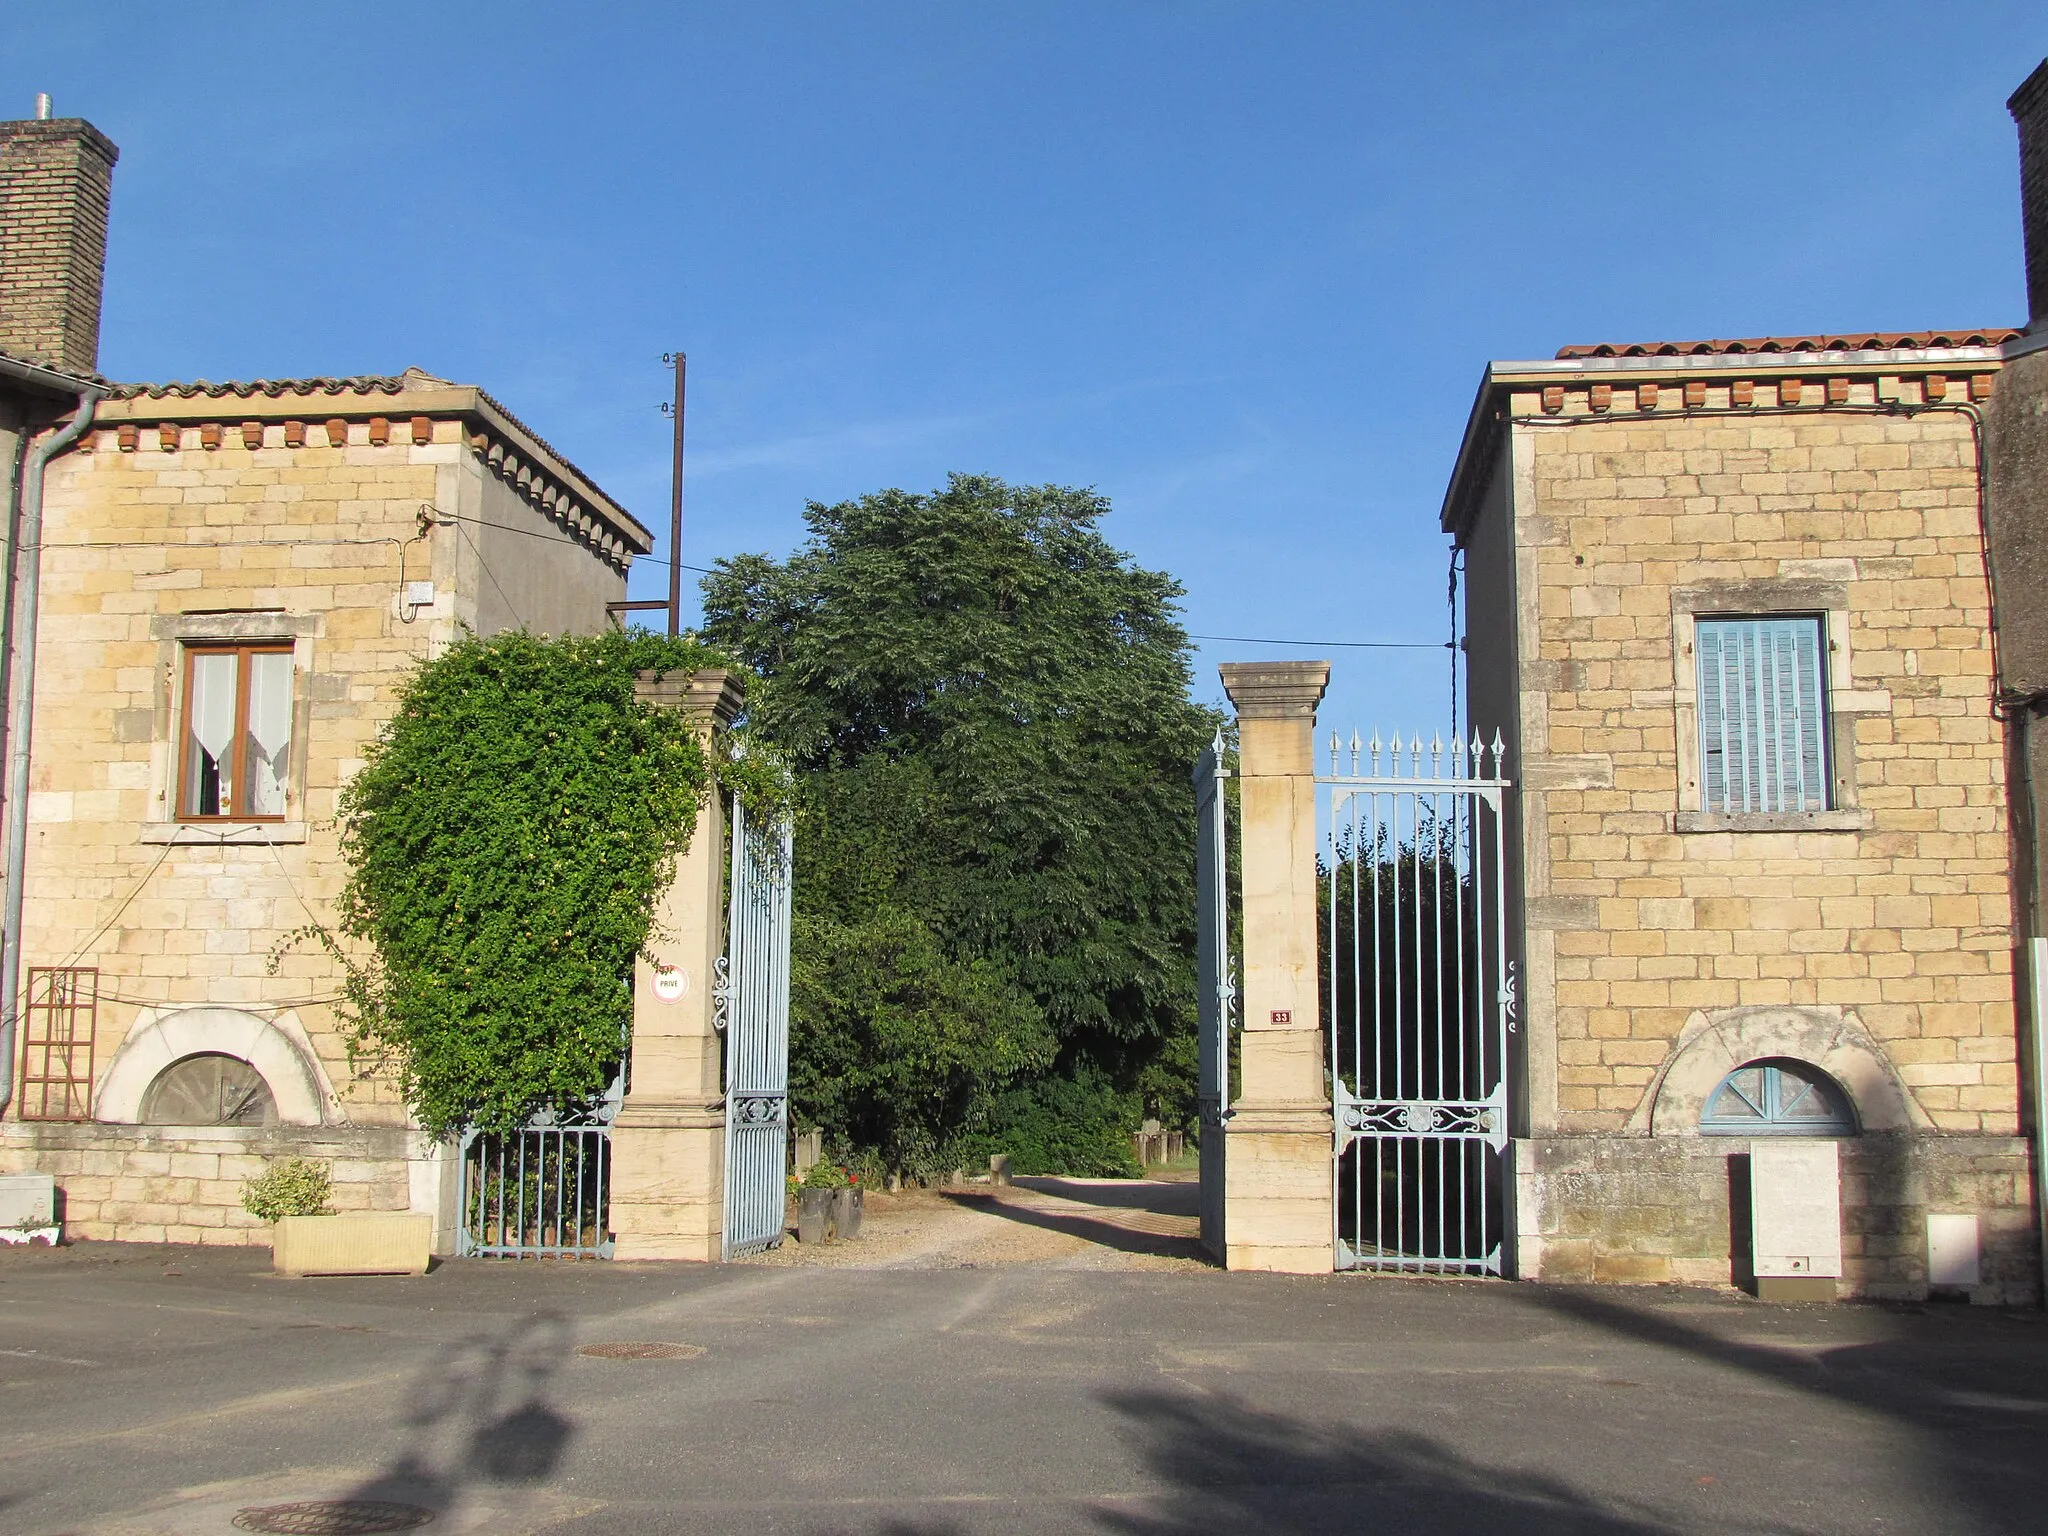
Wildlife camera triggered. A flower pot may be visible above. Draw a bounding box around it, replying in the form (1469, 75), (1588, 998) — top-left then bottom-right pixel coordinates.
(796, 1187), (834, 1244)
(832, 1186), (863, 1240)
(273, 1213), (432, 1276)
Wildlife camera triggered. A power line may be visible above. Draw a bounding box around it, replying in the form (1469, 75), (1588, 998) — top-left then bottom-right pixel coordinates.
(1188, 633), (1451, 650)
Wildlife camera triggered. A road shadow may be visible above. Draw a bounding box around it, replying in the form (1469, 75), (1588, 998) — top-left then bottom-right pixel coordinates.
(1505, 1285), (2048, 1536)
(1095, 1386), (1668, 1535)
(940, 1185), (1212, 1264)
(329, 1311), (576, 1519)
(1011, 1177), (1202, 1215)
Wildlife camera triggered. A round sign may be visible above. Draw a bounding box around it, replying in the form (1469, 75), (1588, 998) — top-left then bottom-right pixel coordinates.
(653, 967), (688, 1003)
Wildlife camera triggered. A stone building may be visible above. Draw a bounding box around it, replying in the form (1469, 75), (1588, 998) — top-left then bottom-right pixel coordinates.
(1983, 62), (2048, 1310)
(0, 108), (654, 1245)
(1442, 323), (2040, 1301)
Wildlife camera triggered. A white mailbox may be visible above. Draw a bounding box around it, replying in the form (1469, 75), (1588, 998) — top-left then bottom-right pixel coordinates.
(1750, 1141), (1843, 1299)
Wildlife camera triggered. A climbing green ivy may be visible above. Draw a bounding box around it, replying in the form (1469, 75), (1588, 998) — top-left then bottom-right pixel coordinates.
(304, 628), (758, 1137)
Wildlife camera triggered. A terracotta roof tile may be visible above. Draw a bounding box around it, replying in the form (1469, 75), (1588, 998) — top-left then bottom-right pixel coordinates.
(106, 366), (447, 401)
(1555, 330), (2021, 360)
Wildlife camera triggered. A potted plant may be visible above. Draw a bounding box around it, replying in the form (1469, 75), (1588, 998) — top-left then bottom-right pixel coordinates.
(834, 1170), (864, 1240)
(796, 1159), (846, 1243)
(245, 1156), (432, 1276)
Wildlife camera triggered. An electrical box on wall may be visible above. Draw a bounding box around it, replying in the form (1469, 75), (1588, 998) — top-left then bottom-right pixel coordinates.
(1750, 1141), (1844, 1302)
(1925, 1213), (1982, 1295)
(403, 581), (435, 610)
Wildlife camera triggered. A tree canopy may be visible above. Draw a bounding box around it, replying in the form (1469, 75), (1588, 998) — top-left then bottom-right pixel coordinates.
(702, 474), (1217, 1173)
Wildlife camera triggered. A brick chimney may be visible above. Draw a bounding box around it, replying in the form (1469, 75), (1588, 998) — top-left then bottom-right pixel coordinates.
(0, 107), (119, 373)
(2014, 59), (2048, 331)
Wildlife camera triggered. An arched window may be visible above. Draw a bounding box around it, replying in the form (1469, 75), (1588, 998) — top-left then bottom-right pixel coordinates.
(1700, 1057), (1857, 1137)
(140, 1053), (278, 1126)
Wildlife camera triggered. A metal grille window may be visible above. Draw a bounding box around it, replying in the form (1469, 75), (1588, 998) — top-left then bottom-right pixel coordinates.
(180, 643), (293, 820)
(1697, 616), (1829, 814)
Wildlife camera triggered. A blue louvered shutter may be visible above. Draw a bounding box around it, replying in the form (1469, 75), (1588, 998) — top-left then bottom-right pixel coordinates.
(1696, 617), (1829, 813)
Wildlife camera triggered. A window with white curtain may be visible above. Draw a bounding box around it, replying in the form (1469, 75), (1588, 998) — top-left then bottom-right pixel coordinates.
(1696, 616), (1830, 815)
(180, 644), (294, 819)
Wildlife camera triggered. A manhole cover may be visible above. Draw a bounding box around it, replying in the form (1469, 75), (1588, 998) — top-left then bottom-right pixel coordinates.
(232, 1502), (435, 1534)
(576, 1340), (705, 1360)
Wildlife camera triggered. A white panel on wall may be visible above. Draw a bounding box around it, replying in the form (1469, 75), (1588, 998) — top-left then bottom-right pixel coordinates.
(1750, 1141), (1844, 1279)
(1926, 1213), (1982, 1289)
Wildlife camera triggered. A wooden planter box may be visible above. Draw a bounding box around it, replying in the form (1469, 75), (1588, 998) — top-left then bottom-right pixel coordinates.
(273, 1213), (432, 1277)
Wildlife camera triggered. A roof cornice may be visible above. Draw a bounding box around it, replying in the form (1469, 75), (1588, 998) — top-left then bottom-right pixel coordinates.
(1439, 345), (2009, 540)
(91, 376), (652, 560)
(1487, 344), (2008, 380)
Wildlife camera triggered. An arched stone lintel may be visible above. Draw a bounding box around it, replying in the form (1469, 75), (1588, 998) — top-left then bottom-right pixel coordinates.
(1629, 1005), (1928, 1136)
(95, 1007), (339, 1126)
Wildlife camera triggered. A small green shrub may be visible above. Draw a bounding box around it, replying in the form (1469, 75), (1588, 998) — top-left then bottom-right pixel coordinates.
(241, 1156), (334, 1222)
(800, 1160), (849, 1191)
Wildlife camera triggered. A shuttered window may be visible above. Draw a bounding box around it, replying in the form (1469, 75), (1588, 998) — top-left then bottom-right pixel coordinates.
(1696, 616), (1829, 814)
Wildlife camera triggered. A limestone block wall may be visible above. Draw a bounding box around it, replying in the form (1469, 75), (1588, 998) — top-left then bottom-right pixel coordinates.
(16, 387), (643, 1136)
(1448, 357), (2036, 1295)
(1495, 382), (2017, 1137)
(1514, 1133), (2037, 1305)
(0, 1121), (423, 1246)
(24, 415), (465, 1124)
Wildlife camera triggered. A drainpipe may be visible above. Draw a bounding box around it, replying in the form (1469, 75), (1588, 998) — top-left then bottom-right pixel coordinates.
(0, 377), (104, 1116)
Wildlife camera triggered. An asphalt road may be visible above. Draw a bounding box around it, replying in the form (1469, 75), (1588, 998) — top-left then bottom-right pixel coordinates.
(0, 1229), (2043, 1535)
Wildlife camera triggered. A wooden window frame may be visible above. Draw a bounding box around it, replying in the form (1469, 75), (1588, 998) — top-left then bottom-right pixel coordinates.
(176, 641), (294, 823)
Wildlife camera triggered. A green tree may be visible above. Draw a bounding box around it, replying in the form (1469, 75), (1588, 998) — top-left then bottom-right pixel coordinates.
(702, 474), (1217, 1172)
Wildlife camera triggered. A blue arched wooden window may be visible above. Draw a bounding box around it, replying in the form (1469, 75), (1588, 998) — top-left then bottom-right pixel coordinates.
(1700, 1057), (1857, 1137)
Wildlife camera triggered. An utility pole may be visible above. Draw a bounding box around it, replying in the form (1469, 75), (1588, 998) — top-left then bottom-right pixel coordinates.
(664, 351), (686, 636)
(603, 354), (690, 632)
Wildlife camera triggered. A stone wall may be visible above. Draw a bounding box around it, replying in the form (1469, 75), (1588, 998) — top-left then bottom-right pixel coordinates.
(1514, 1132), (2038, 1305)
(0, 1120), (439, 1248)
(1494, 381), (2017, 1137)
(26, 409), (464, 1122)
(1446, 353), (2038, 1295)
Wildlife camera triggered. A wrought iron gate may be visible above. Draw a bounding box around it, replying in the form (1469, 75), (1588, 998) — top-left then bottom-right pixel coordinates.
(1321, 731), (1514, 1275)
(1193, 733), (1235, 1259)
(718, 797), (793, 1260)
(458, 1117), (615, 1259)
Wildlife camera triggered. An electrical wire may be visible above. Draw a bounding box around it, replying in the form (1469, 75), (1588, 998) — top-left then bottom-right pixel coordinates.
(424, 507), (716, 573)
(452, 518), (525, 630)
(1188, 633), (1451, 650)
(47, 838), (176, 972)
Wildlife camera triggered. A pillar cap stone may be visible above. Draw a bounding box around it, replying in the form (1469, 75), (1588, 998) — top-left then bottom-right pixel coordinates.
(1219, 661), (1330, 719)
(634, 667), (746, 727)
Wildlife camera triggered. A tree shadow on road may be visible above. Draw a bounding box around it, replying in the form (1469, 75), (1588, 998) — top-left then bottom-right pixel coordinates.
(1502, 1285), (2048, 1536)
(938, 1188), (1211, 1263)
(336, 1310), (576, 1518)
(1092, 1386), (1672, 1536)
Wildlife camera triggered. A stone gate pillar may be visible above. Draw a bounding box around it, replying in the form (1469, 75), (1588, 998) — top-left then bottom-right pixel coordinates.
(609, 668), (745, 1261)
(1219, 661), (1334, 1273)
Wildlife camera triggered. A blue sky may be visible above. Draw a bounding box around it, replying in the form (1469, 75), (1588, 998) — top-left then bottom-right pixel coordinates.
(7, 5), (2044, 738)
